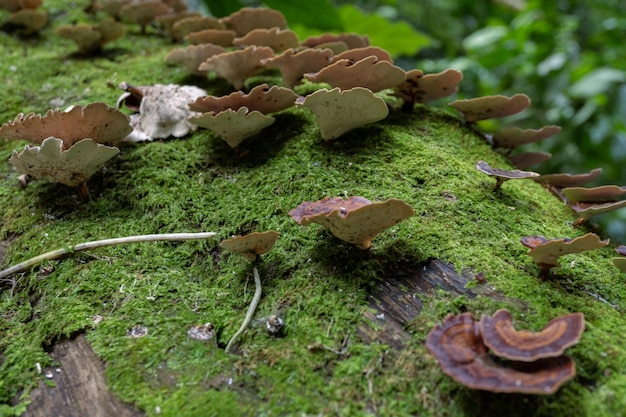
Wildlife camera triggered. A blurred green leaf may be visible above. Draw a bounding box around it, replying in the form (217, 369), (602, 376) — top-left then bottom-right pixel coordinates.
(462, 26), (508, 51)
(202, 0), (244, 17)
(569, 68), (626, 98)
(262, 0), (343, 31)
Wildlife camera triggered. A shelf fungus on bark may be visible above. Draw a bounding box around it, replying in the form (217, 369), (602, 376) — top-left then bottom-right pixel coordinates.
(164, 44), (226, 76)
(561, 185), (626, 225)
(508, 152), (553, 169)
(232, 27), (300, 52)
(198, 46), (274, 90)
(262, 48), (334, 88)
(288, 196), (414, 250)
(521, 233), (609, 277)
(169, 15), (223, 42)
(119, 0), (173, 34)
(475, 160), (540, 190)
(491, 125), (562, 149)
(449, 93), (531, 123)
(301, 33), (369, 50)
(189, 83), (297, 115)
(184, 28), (237, 46)
(296, 87), (389, 141)
(56, 19), (125, 54)
(426, 311), (581, 394)
(220, 6), (287, 37)
(395, 68), (463, 108)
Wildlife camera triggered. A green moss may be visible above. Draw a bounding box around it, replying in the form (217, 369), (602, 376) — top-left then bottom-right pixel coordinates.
(2, 2), (626, 417)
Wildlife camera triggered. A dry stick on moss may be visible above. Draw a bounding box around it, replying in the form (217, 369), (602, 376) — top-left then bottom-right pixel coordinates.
(225, 264), (262, 354)
(0, 232), (217, 280)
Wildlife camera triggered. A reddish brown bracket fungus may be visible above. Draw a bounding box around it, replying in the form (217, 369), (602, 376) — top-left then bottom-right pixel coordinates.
(198, 46), (274, 90)
(170, 15), (223, 41)
(562, 185), (626, 204)
(535, 168), (603, 188)
(190, 83), (297, 114)
(613, 246), (626, 273)
(155, 11), (201, 36)
(492, 125), (562, 149)
(426, 312), (577, 394)
(479, 309), (585, 362)
(220, 231), (279, 262)
(119, 0), (173, 34)
(521, 232), (609, 277)
(449, 93), (531, 123)
(288, 196), (414, 250)
(56, 20), (125, 54)
(304, 56), (406, 93)
(330, 46), (392, 64)
(570, 201), (626, 224)
(261, 48), (334, 88)
(164, 44), (226, 76)
(184, 28), (237, 46)
(475, 160), (540, 190)
(302, 33), (369, 50)
(296, 87), (389, 141)
(508, 152), (552, 169)
(221, 6), (287, 36)
(395, 68), (463, 107)
(232, 27), (299, 52)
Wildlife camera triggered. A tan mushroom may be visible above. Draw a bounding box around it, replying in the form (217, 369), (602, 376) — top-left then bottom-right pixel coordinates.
(198, 46), (275, 90)
(475, 160), (540, 190)
(492, 125), (562, 149)
(330, 46), (392, 64)
(296, 87), (389, 141)
(261, 48), (334, 88)
(233, 27), (299, 52)
(184, 28), (237, 46)
(189, 83), (297, 114)
(56, 19), (125, 54)
(221, 6), (287, 36)
(449, 94), (531, 123)
(220, 231), (280, 262)
(155, 11), (201, 37)
(302, 33), (369, 49)
(4, 8), (46, 34)
(395, 68), (463, 107)
(164, 44), (226, 76)
(535, 168), (603, 188)
(288, 196), (414, 250)
(170, 15), (223, 42)
(119, 0), (173, 34)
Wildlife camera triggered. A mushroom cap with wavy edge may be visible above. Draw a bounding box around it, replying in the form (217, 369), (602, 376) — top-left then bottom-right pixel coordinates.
(509, 151), (552, 169)
(164, 44), (226, 75)
(479, 309), (585, 362)
(220, 231), (280, 262)
(56, 20), (125, 54)
(521, 232), (609, 268)
(570, 200), (626, 221)
(492, 125), (562, 149)
(185, 28), (237, 46)
(288, 196), (414, 250)
(119, 1), (173, 32)
(233, 28), (299, 52)
(449, 93), (531, 123)
(262, 48), (334, 88)
(426, 312), (577, 394)
(170, 15), (223, 41)
(189, 107), (275, 149)
(330, 46), (392, 64)
(189, 83), (297, 114)
(304, 56), (406, 93)
(396, 68), (463, 105)
(0, 102), (132, 149)
(198, 46), (274, 90)
(0, 0), (43, 11)
(534, 168), (603, 188)
(561, 185), (626, 204)
(302, 33), (369, 49)
(475, 160), (539, 190)
(221, 6), (287, 36)
(155, 11), (201, 36)
(296, 87), (389, 141)
(9, 137), (119, 187)
(5, 8), (47, 34)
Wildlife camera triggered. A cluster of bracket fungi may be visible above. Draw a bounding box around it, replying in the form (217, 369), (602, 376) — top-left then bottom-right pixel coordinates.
(2, 1), (621, 395)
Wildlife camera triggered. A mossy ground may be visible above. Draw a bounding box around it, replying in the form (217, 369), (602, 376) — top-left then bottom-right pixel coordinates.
(1, 2), (626, 417)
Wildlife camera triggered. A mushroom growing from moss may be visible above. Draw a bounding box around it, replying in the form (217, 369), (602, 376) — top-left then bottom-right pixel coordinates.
(288, 196), (414, 250)
(164, 44), (226, 76)
(560, 185), (626, 225)
(220, 6), (287, 36)
(395, 68), (463, 108)
(3, 7), (46, 34)
(612, 246), (626, 273)
(491, 125), (562, 149)
(301, 33), (369, 49)
(184, 28), (236, 46)
(119, 0), (173, 34)
(169, 15), (223, 41)
(56, 19), (125, 54)
(475, 160), (540, 190)
(296, 87), (389, 141)
(232, 27), (299, 52)
(198, 46), (275, 90)
(261, 48), (334, 88)
(189, 83), (297, 114)
(449, 94), (531, 123)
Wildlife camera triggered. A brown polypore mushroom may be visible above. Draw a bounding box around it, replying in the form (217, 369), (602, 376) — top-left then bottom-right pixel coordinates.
(155, 11), (201, 37)
(570, 200), (626, 224)
(220, 231), (280, 262)
(449, 94), (531, 123)
(302, 33), (369, 49)
(426, 312), (577, 394)
(475, 160), (540, 191)
(56, 19), (125, 54)
(535, 168), (603, 188)
(508, 152), (552, 169)
(479, 309), (585, 361)
(198, 46), (274, 90)
(395, 68), (463, 107)
(4, 8), (46, 34)
(170, 15), (223, 41)
(164, 44), (226, 76)
(296, 87), (389, 141)
(330, 46), (392, 64)
(232, 27), (299, 52)
(119, 0), (173, 34)
(184, 28), (236, 46)
(492, 125), (562, 149)
(521, 232), (609, 277)
(288, 196), (414, 250)
(221, 7), (287, 36)
(189, 83), (297, 114)
(562, 185), (626, 204)
(261, 48), (334, 88)
(304, 56), (406, 93)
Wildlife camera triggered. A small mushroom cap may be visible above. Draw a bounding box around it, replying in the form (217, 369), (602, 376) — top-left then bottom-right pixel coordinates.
(396, 68), (463, 104)
(288, 196), (414, 250)
(56, 23), (103, 54)
(535, 168), (603, 187)
(520, 235), (548, 249)
(233, 27), (299, 52)
(561, 185), (626, 204)
(523, 232), (609, 268)
(170, 15), (223, 41)
(189, 107), (275, 149)
(221, 7), (287, 36)
(302, 33), (369, 49)
(330, 46), (392, 64)
(185, 28), (236, 46)
(262, 48), (334, 88)
(492, 125), (562, 149)
(164, 44), (226, 75)
(120, 1), (173, 31)
(570, 200), (626, 221)
(480, 309), (585, 361)
(198, 46), (275, 90)
(189, 83), (297, 114)
(304, 56), (406, 93)
(296, 87), (389, 141)
(508, 151), (552, 169)
(426, 312), (577, 395)
(155, 11), (202, 35)
(4, 9), (47, 34)
(9, 137), (119, 187)
(0, 102), (132, 148)
(476, 160), (540, 188)
(449, 93), (531, 123)
(220, 231), (280, 262)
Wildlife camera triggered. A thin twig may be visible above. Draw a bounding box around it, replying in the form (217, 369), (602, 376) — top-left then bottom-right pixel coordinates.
(225, 265), (262, 354)
(0, 232), (217, 280)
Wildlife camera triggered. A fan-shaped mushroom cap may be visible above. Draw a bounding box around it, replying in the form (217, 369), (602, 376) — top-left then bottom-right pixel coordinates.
(396, 68), (463, 105)
(119, 1), (173, 33)
(185, 28), (236, 46)
(562, 185), (626, 204)
(198, 46), (274, 90)
(233, 27), (299, 52)
(288, 196), (414, 250)
(475, 160), (540, 190)
(9, 137), (119, 187)
(220, 231), (280, 262)
(189, 83), (297, 114)
(296, 87), (389, 141)
(0, 102), (131, 148)
(492, 125), (562, 149)
(221, 7), (287, 36)
(4, 8), (46, 34)
(189, 107), (275, 149)
(522, 232), (609, 269)
(302, 33), (369, 49)
(155, 11), (201, 36)
(480, 309), (585, 362)
(330, 46), (392, 64)
(535, 168), (603, 188)
(170, 15), (223, 41)
(449, 94), (531, 123)
(426, 312), (577, 394)
(262, 48), (334, 88)
(508, 152), (552, 169)
(304, 56), (406, 93)
(164, 44), (226, 75)
(56, 20), (125, 54)
(571, 201), (626, 222)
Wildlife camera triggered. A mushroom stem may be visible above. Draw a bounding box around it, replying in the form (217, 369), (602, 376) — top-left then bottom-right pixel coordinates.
(0, 232), (217, 280)
(77, 182), (91, 202)
(225, 264), (263, 354)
